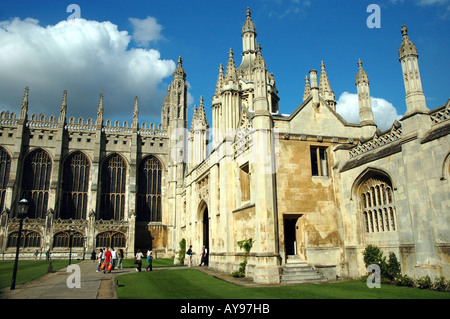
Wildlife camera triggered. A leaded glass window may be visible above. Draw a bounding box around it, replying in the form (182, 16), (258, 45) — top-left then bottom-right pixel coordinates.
(61, 152), (90, 219)
(100, 154), (126, 220)
(21, 149), (52, 219)
(137, 156), (162, 222)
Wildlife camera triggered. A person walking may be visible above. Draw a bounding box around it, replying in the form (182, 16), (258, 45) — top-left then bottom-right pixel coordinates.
(111, 247), (117, 270)
(187, 245), (193, 267)
(103, 247), (112, 273)
(117, 249), (124, 269)
(135, 249), (144, 272)
(199, 245), (208, 266)
(96, 248), (103, 272)
(145, 250), (153, 271)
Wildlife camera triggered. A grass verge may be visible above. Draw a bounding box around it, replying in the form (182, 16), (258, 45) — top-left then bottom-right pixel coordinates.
(116, 268), (450, 299)
(0, 259), (80, 289)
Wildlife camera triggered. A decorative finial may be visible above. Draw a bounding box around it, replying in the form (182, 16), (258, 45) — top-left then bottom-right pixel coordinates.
(357, 58), (363, 68)
(228, 48), (234, 58)
(177, 56), (183, 66)
(246, 7), (251, 17)
(320, 61), (326, 70)
(401, 25), (408, 38)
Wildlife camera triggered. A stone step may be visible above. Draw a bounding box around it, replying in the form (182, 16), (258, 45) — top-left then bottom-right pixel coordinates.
(281, 259), (327, 284)
(281, 277), (328, 284)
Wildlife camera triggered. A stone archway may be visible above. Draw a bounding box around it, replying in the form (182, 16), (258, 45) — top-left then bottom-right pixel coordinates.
(198, 200), (209, 265)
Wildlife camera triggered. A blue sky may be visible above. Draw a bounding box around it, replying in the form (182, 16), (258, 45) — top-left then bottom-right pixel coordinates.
(0, 0), (448, 131)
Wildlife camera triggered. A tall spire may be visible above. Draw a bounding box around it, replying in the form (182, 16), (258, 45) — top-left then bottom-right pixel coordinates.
(303, 75), (311, 101)
(59, 90), (67, 123)
(173, 56), (186, 80)
(398, 25), (428, 117)
(355, 59), (375, 126)
(225, 48), (237, 82)
(197, 96), (208, 126)
(214, 64), (224, 96)
(319, 61), (336, 108)
(96, 93), (104, 126)
(239, 7), (258, 74)
(132, 96), (139, 127)
(19, 87), (29, 121)
(242, 7), (256, 35)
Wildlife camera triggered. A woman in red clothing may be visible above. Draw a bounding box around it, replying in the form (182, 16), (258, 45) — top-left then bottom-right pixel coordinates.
(103, 247), (112, 273)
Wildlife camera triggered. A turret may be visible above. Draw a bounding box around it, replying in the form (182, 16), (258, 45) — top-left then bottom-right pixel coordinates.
(355, 59), (375, 127)
(398, 25), (429, 118)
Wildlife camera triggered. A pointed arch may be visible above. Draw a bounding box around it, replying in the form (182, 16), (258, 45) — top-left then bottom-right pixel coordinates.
(352, 167), (397, 234)
(21, 149), (52, 219)
(136, 155), (162, 222)
(100, 153), (127, 221)
(0, 146), (12, 211)
(60, 151), (91, 219)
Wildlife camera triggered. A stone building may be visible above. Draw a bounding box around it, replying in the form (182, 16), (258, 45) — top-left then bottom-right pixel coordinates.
(0, 8), (448, 283)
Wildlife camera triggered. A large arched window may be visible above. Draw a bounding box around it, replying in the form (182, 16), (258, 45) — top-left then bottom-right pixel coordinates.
(96, 231), (126, 248)
(359, 174), (397, 233)
(137, 155), (162, 222)
(0, 147), (11, 211)
(7, 230), (41, 248)
(61, 152), (90, 219)
(53, 231), (85, 248)
(100, 154), (126, 220)
(21, 149), (52, 219)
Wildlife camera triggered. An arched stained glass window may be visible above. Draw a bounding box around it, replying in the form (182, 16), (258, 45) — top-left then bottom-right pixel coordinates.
(0, 147), (11, 211)
(360, 176), (397, 233)
(96, 231), (126, 248)
(7, 230), (41, 248)
(100, 154), (126, 220)
(137, 156), (162, 222)
(21, 149), (52, 219)
(61, 152), (90, 219)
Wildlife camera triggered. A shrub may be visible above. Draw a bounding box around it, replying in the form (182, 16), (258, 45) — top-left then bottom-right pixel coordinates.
(384, 252), (401, 281)
(416, 275), (432, 289)
(395, 274), (415, 287)
(363, 245), (384, 268)
(362, 245), (401, 283)
(231, 238), (253, 278)
(432, 276), (449, 292)
(177, 238), (186, 265)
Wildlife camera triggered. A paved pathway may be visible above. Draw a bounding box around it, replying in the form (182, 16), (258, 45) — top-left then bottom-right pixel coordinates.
(0, 261), (278, 299)
(0, 260), (135, 299)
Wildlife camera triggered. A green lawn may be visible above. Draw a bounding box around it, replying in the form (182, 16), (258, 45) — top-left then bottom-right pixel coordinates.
(0, 259), (80, 289)
(116, 268), (450, 299)
(120, 257), (182, 269)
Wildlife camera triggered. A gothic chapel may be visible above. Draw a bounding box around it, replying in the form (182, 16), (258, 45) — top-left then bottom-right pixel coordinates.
(0, 8), (448, 283)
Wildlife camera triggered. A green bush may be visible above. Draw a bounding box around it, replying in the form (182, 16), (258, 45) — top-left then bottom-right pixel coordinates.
(416, 275), (432, 289)
(432, 276), (449, 292)
(177, 238), (186, 265)
(384, 252), (401, 281)
(362, 245), (401, 283)
(363, 245), (384, 268)
(395, 274), (415, 287)
(231, 238), (253, 278)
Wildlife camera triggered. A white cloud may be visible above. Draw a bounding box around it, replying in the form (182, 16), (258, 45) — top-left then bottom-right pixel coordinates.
(336, 92), (401, 131)
(129, 16), (164, 47)
(0, 17), (175, 123)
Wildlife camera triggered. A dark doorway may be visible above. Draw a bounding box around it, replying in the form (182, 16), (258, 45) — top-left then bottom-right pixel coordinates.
(284, 217), (297, 256)
(135, 224), (153, 252)
(202, 206), (209, 266)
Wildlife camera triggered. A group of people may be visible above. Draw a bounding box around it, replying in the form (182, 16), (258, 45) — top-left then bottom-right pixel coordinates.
(93, 244), (208, 273)
(135, 249), (153, 272)
(186, 245), (208, 267)
(95, 247), (124, 273)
